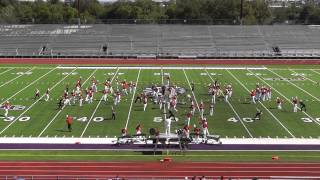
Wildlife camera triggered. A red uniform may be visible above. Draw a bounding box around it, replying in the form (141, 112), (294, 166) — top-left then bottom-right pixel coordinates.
(194, 127), (201, 135)
(202, 120), (208, 129)
(250, 90), (256, 97)
(4, 102), (10, 109)
(199, 103), (204, 110)
(135, 124), (142, 134)
(66, 116), (73, 125)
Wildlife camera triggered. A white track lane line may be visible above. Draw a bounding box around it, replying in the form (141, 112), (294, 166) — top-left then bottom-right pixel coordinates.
(80, 68), (119, 137)
(0, 68), (78, 135)
(0, 68), (14, 76)
(1, 67), (57, 105)
(267, 68), (320, 102)
(247, 69), (320, 126)
(124, 68), (141, 129)
(0, 67), (34, 88)
(205, 69), (253, 138)
(38, 69), (98, 137)
(227, 70), (295, 138)
(183, 69), (202, 128)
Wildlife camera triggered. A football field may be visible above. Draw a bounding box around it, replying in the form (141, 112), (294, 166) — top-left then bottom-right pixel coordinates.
(0, 65), (320, 139)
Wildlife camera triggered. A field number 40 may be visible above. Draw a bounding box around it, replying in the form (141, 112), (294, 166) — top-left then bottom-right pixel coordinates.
(228, 117), (258, 123)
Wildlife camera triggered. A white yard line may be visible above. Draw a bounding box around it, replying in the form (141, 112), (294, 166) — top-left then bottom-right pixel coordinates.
(0, 68), (14, 76)
(182, 69), (200, 113)
(227, 70), (295, 138)
(205, 69), (253, 138)
(311, 69), (320, 76)
(38, 69), (98, 137)
(1, 67), (57, 105)
(247, 69), (320, 126)
(267, 69), (320, 102)
(124, 69), (141, 129)
(80, 68), (120, 137)
(0, 68), (78, 135)
(0, 67), (35, 89)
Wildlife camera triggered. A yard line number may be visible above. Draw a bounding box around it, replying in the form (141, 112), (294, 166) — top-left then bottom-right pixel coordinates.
(301, 117), (320, 123)
(0, 116), (30, 122)
(228, 117), (258, 123)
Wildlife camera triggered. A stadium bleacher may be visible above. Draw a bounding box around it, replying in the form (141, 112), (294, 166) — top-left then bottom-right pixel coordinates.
(0, 24), (319, 58)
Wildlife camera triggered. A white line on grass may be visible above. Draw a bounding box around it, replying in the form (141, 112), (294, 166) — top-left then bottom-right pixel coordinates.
(311, 69), (320, 76)
(38, 69), (98, 137)
(205, 69), (253, 138)
(0, 68), (78, 135)
(267, 69), (320, 102)
(1, 67), (57, 105)
(0, 68), (14, 76)
(80, 68), (120, 137)
(182, 69), (200, 115)
(227, 70), (295, 138)
(247, 69), (320, 126)
(124, 68), (141, 129)
(0, 67), (34, 89)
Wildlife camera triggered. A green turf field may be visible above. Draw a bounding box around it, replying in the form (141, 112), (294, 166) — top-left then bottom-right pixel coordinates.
(0, 65), (320, 139)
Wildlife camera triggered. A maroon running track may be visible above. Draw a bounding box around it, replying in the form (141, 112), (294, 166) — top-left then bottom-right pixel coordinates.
(0, 57), (320, 65)
(0, 161), (319, 179)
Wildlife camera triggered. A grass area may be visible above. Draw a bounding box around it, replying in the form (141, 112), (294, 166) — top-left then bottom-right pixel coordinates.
(0, 150), (319, 162)
(0, 65), (320, 138)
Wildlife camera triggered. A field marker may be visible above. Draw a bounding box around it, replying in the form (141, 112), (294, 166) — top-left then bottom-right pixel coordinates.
(0, 68), (78, 135)
(227, 70), (295, 138)
(38, 69), (98, 137)
(205, 69), (253, 138)
(80, 68), (120, 137)
(124, 68), (141, 129)
(247, 69), (320, 126)
(182, 69), (201, 121)
(0, 68), (14, 76)
(0, 67), (34, 89)
(267, 69), (320, 102)
(0, 67), (57, 105)
(289, 69), (318, 84)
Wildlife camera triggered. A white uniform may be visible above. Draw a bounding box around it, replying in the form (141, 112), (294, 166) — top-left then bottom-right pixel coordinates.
(45, 89), (50, 101)
(79, 96), (83, 107)
(3, 102), (10, 117)
(164, 118), (172, 135)
(209, 104), (214, 116)
(143, 96), (147, 111)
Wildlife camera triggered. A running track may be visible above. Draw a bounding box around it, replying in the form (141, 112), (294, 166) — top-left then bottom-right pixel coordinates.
(0, 161), (320, 179)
